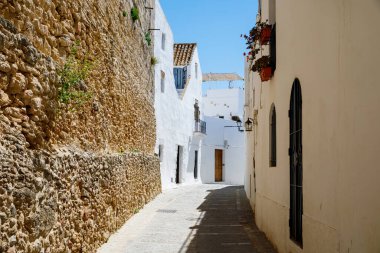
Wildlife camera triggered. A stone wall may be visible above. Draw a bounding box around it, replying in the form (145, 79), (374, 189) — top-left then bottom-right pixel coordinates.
(0, 124), (161, 252)
(0, 0), (156, 152)
(0, 0), (162, 252)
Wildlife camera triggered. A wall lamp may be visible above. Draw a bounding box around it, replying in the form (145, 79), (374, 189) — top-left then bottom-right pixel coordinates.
(245, 118), (254, 132)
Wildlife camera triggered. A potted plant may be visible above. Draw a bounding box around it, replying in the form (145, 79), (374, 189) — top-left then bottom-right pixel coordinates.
(241, 20), (272, 62)
(260, 22), (272, 45)
(251, 56), (272, 82)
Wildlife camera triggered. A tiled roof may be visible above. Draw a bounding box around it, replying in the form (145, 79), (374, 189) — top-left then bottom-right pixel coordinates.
(174, 43), (196, 66)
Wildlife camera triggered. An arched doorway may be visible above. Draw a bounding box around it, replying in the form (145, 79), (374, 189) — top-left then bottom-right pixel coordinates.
(289, 78), (303, 246)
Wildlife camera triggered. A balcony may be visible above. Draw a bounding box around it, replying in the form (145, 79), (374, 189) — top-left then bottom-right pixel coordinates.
(194, 120), (207, 135)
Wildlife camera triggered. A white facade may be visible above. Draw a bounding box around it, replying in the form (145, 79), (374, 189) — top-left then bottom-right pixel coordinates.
(201, 116), (246, 185)
(203, 88), (244, 120)
(201, 86), (246, 185)
(154, 1), (204, 190)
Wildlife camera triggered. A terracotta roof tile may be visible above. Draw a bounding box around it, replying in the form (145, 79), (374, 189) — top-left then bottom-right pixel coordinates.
(174, 43), (196, 66)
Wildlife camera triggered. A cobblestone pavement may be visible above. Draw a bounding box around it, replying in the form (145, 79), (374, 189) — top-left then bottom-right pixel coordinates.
(97, 184), (278, 253)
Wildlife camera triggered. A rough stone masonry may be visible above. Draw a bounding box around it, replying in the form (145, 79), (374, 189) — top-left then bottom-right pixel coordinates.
(0, 0), (161, 252)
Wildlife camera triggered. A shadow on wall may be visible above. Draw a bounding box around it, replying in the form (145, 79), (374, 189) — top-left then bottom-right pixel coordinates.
(180, 186), (278, 253)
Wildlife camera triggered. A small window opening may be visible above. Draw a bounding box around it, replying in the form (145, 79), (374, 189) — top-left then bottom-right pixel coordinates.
(161, 33), (166, 51)
(269, 104), (276, 167)
(194, 100), (200, 122)
(159, 144), (164, 162)
(160, 71), (165, 93)
(194, 150), (198, 179)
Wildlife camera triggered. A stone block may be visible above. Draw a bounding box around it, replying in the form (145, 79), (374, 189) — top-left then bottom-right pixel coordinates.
(8, 73), (26, 93)
(0, 90), (11, 107)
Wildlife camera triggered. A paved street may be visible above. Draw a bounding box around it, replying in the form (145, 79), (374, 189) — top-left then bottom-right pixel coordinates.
(98, 184), (277, 253)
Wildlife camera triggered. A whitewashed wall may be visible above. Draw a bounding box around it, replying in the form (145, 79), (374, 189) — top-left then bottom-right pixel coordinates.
(201, 116), (246, 185)
(154, 1), (204, 190)
(203, 88), (244, 120)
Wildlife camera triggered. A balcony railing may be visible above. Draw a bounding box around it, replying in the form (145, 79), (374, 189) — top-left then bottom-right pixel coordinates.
(194, 120), (206, 135)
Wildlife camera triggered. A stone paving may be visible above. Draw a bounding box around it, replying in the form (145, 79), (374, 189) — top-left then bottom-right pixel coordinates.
(97, 184), (278, 253)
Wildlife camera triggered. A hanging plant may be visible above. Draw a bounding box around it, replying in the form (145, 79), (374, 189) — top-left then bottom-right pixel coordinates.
(131, 7), (139, 22)
(241, 19), (271, 62)
(260, 25), (272, 45)
(251, 55), (270, 72)
(251, 56), (272, 82)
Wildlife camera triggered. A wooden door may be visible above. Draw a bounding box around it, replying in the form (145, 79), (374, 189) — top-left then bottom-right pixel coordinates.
(289, 79), (303, 246)
(215, 149), (223, 182)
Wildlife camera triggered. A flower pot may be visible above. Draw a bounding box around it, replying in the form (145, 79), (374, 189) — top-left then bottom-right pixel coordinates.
(260, 26), (272, 45)
(260, 67), (272, 82)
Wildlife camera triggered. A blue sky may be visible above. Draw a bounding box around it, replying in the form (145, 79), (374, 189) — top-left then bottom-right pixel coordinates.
(160, 0), (258, 90)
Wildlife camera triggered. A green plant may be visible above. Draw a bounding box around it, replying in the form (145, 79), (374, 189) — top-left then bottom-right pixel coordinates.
(151, 56), (158, 66)
(131, 7), (139, 22)
(145, 32), (152, 46)
(251, 55), (271, 72)
(58, 42), (93, 108)
(122, 10), (127, 17)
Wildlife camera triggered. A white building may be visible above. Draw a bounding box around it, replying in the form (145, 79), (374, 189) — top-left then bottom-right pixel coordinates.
(154, 1), (205, 190)
(201, 86), (246, 185)
(203, 88), (244, 121)
(201, 116), (245, 185)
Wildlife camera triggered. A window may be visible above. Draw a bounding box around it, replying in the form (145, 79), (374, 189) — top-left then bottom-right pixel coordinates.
(270, 24), (276, 73)
(194, 100), (200, 122)
(195, 63), (198, 79)
(160, 71), (165, 93)
(269, 104), (276, 167)
(174, 67), (187, 89)
(253, 89), (256, 107)
(269, 0), (276, 24)
(194, 150), (198, 179)
(161, 33), (166, 51)
(158, 144), (164, 162)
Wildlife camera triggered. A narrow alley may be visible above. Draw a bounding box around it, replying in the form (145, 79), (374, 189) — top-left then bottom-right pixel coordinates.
(98, 184), (277, 253)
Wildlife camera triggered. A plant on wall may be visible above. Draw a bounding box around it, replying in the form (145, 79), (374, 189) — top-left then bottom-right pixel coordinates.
(251, 55), (272, 82)
(241, 19), (271, 62)
(57, 42), (93, 109)
(251, 55), (270, 72)
(151, 56), (158, 66)
(122, 10), (127, 17)
(131, 7), (139, 22)
(145, 32), (152, 46)
(242, 19), (273, 81)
